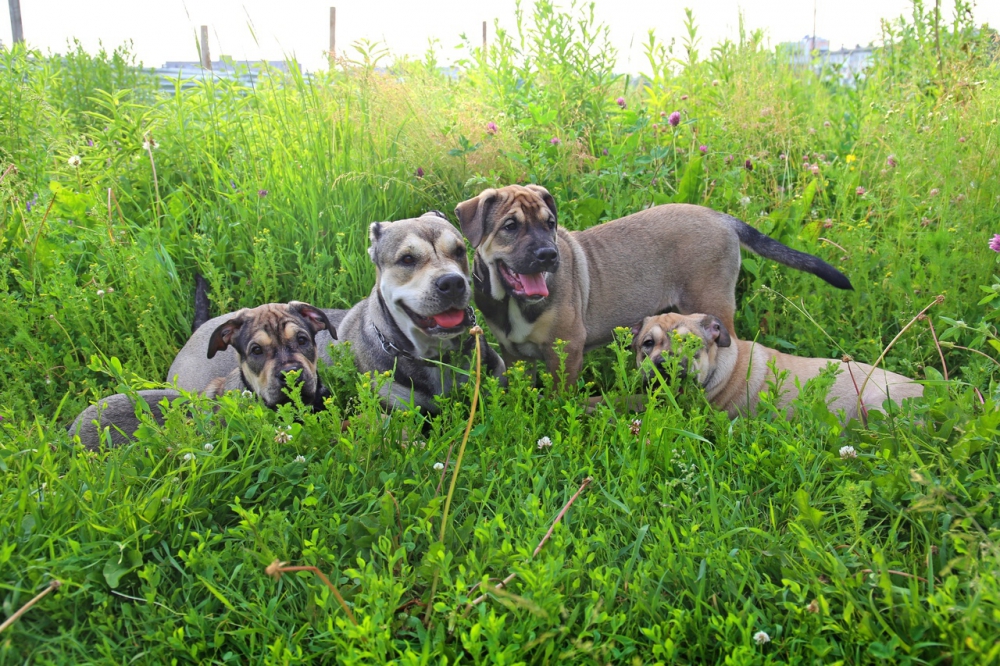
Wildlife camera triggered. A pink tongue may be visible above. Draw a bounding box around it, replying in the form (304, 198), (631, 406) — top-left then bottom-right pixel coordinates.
(518, 272), (549, 297)
(432, 309), (466, 328)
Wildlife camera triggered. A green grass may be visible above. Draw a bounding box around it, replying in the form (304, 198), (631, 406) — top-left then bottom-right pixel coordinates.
(2, 1), (1000, 662)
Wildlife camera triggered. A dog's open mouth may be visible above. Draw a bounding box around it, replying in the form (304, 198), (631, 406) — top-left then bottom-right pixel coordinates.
(498, 261), (549, 299)
(402, 304), (472, 334)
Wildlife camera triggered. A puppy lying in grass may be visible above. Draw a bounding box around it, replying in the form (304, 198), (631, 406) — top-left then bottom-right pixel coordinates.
(632, 313), (924, 422)
(68, 302), (334, 449)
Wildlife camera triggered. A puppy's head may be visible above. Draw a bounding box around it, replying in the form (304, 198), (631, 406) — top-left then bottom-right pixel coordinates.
(207, 302), (334, 407)
(455, 184), (559, 302)
(368, 212), (474, 339)
(632, 313), (731, 384)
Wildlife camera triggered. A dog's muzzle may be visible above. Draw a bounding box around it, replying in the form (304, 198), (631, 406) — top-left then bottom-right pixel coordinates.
(645, 356), (687, 382)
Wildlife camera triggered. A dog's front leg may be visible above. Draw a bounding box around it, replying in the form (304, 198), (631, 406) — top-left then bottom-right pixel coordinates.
(542, 338), (585, 390)
(482, 345), (509, 387)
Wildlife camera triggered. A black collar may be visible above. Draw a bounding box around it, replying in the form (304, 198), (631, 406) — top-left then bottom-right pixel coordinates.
(372, 296), (476, 363)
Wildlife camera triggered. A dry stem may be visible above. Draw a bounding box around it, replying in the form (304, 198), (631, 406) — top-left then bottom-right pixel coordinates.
(465, 476), (593, 612)
(0, 580), (61, 635)
(424, 326), (485, 624)
(856, 295), (944, 419)
(265, 560), (357, 626)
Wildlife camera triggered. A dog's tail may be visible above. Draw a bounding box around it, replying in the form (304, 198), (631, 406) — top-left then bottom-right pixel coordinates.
(726, 215), (853, 290)
(193, 273), (211, 332)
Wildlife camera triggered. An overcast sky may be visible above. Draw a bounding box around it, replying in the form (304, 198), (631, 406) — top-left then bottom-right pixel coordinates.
(3, 0), (997, 73)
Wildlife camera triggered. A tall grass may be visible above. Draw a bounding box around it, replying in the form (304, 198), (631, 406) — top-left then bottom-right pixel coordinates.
(1, 1), (999, 661)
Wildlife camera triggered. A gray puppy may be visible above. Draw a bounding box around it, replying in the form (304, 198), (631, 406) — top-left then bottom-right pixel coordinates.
(336, 212), (505, 412)
(167, 309), (347, 393)
(70, 302), (335, 449)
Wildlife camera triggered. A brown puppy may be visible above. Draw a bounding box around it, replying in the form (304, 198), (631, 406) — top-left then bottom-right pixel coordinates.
(456, 184), (852, 386)
(633, 313), (923, 422)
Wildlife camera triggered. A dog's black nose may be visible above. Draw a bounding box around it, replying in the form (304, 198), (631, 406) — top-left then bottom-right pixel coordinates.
(534, 246), (558, 263)
(280, 362), (304, 376)
(435, 274), (467, 295)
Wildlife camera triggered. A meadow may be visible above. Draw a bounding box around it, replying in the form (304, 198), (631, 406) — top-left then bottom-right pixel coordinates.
(1, 0), (1000, 662)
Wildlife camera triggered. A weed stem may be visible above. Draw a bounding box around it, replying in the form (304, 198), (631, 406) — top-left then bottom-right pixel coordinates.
(424, 326), (484, 624)
(0, 580), (61, 635)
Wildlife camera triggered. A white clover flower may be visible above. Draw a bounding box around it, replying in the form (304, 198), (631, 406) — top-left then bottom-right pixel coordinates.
(536, 436), (552, 450)
(96, 289), (105, 297)
(433, 462), (445, 471)
(182, 453), (193, 462)
(143, 138), (158, 151)
(839, 445), (857, 459)
(294, 455), (306, 464)
(203, 443), (213, 452)
(241, 390), (253, 399)
(107, 287), (114, 293)
(274, 427), (293, 444)
(740, 196), (751, 207)
(629, 419), (642, 436)
(68, 155), (81, 167)
(753, 630), (770, 645)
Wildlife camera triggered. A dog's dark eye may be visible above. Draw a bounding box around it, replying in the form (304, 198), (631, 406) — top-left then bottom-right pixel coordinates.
(503, 219), (518, 232)
(547, 217), (556, 229)
(399, 254), (416, 266)
(249, 344), (263, 356)
(642, 339), (654, 349)
(296, 333), (310, 346)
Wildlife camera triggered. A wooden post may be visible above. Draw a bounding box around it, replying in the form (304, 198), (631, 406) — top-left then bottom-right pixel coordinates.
(200, 25), (212, 70)
(329, 7), (336, 59)
(482, 20), (487, 53)
(8, 0), (24, 44)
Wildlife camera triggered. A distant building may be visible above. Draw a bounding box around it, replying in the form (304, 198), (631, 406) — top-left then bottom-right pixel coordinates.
(161, 56), (293, 73)
(154, 56), (299, 93)
(780, 35), (874, 82)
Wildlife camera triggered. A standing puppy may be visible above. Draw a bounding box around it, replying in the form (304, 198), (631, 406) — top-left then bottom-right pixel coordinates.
(632, 312), (923, 421)
(334, 212), (506, 412)
(456, 184), (852, 386)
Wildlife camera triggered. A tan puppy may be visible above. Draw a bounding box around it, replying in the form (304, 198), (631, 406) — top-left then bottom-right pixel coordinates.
(456, 185), (852, 386)
(633, 313), (923, 421)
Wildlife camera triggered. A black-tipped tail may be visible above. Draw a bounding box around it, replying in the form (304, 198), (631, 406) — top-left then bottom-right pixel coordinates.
(728, 215), (853, 290)
(193, 273), (211, 332)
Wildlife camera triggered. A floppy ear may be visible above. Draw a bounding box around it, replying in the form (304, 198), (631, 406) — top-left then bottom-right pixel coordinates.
(290, 302), (336, 339)
(368, 222), (385, 263)
(524, 184), (558, 225)
(629, 320), (645, 348)
(701, 315), (732, 348)
(207, 314), (246, 359)
(454, 189), (498, 248)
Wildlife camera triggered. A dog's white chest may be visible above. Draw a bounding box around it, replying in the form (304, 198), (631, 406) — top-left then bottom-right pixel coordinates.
(491, 299), (545, 359)
(506, 299), (536, 344)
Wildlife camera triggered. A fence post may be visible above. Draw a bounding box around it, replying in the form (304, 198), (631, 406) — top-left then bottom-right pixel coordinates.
(8, 0), (24, 44)
(482, 20), (487, 53)
(329, 7), (336, 60)
(200, 25), (212, 70)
